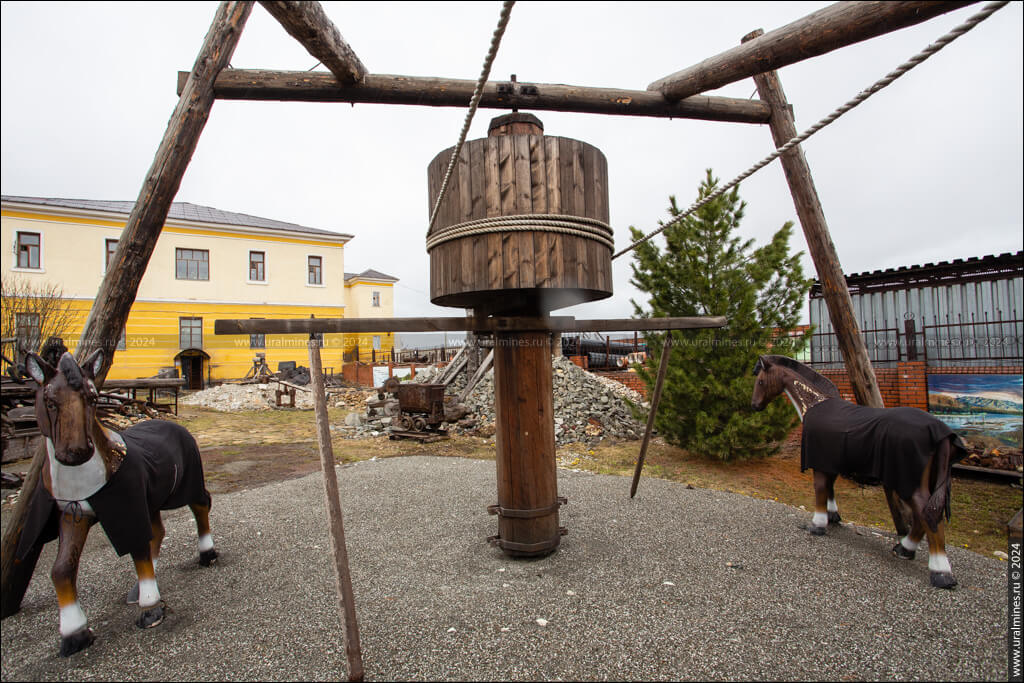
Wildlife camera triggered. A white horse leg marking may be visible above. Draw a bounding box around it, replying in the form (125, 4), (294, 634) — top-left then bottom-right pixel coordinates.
(59, 602), (88, 636)
(198, 533), (214, 553)
(901, 536), (920, 552)
(827, 499), (838, 513)
(928, 552), (952, 574)
(811, 512), (828, 528)
(137, 578), (161, 608)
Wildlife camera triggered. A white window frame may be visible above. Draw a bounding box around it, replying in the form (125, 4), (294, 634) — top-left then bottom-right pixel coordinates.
(372, 290), (381, 307)
(103, 237), (119, 274)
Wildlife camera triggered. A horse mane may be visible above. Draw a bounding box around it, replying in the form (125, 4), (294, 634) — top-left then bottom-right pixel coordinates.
(758, 355), (841, 399)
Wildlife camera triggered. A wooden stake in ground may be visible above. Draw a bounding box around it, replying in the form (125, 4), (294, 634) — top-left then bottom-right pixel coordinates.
(0, 0), (255, 619)
(308, 336), (364, 682)
(630, 334), (673, 498)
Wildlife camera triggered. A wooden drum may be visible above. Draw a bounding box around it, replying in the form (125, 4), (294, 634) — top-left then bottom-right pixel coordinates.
(426, 113), (613, 317)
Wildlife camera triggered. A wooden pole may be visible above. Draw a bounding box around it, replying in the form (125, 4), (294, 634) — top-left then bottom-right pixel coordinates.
(630, 334), (672, 498)
(0, 0), (254, 619)
(746, 29), (884, 410)
(213, 315), (727, 336)
(259, 1), (367, 85)
(649, 1), (975, 101)
(308, 336), (364, 682)
(178, 69), (773, 124)
(745, 30), (913, 533)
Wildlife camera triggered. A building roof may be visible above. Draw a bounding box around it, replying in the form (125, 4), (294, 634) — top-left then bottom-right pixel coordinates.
(344, 269), (399, 283)
(810, 251), (1023, 298)
(1, 195), (353, 240)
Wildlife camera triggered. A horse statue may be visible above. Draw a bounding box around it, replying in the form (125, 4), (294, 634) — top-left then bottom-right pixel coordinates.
(750, 355), (966, 589)
(16, 349), (218, 656)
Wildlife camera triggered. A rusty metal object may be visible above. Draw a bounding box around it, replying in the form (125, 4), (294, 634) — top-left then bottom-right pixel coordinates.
(379, 381), (468, 435)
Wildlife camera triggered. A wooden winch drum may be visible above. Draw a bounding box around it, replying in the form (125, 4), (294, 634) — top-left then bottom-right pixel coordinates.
(426, 113), (614, 317)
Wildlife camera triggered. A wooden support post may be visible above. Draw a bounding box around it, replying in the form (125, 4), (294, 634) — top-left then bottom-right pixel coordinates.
(309, 337), (364, 682)
(0, 0), (254, 619)
(181, 69), (773, 124)
(746, 29), (884, 410)
(630, 334), (672, 498)
(259, 1), (367, 86)
(490, 330), (563, 557)
(649, 1), (974, 101)
(745, 29), (912, 533)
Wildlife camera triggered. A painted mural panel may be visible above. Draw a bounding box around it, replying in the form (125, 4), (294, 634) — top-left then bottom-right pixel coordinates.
(928, 374), (1023, 448)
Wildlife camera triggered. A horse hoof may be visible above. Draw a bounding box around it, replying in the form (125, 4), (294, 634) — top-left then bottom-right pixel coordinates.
(930, 572), (957, 590)
(828, 511), (842, 526)
(808, 525), (827, 536)
(125, 582), (140, 605)
(199, 549), (219, 567)
(59, 627), (95, 657)
(892, 543), (916, 560)
(136, 602), (166, 629)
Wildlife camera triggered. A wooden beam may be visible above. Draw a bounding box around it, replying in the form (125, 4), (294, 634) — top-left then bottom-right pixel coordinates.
(1, 0), (255, 620)
(259, 1), (366, 86)
(745, 29), (883, 410)
(213, 315), (728, 336)
(630, 334), (672, 498)
(178, 70), (772, 124)
(649, 1), (976, 101)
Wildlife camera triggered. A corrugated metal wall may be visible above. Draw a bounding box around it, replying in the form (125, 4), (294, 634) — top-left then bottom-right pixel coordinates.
(809, 274), (1023, 368)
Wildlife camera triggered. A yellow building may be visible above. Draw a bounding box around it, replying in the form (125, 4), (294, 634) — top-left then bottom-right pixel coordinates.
(1, 196), (397, 387)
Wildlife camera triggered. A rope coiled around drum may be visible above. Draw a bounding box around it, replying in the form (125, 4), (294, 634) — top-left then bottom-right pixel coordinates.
(425, 214), (615, 253)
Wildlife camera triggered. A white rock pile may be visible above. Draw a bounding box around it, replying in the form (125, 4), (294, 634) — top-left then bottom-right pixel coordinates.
(179, 383), (373, 412)
(405, 355), (649, 446)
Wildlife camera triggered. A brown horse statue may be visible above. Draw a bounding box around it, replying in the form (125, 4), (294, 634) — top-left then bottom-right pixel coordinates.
(750, 355), (965, 589)
(18, 349), (218, 656)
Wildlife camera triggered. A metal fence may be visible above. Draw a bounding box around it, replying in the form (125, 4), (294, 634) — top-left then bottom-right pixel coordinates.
(808, 311), (1022, 368)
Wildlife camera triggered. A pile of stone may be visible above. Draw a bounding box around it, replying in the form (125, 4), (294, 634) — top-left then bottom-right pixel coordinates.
(181, 383), (320, 411)
(371, 355), (648, 446)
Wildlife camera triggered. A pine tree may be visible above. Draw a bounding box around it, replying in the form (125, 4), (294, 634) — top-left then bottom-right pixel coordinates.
(629, 169), (812, 461)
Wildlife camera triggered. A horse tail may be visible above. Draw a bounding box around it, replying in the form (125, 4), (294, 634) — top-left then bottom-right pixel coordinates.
(923, 436), (956, 532)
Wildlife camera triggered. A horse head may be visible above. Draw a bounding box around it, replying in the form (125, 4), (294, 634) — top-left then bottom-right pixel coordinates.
(751, 355), (784, 411)
(25, 349), (105, 466)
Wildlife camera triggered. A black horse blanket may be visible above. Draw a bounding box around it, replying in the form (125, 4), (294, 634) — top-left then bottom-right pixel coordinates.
(17, 420), (210, 559)
(801, 398), (966, 503)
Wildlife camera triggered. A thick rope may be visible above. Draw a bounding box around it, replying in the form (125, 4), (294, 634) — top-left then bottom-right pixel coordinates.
(426, 1), (515, 238)
(612, 0), (1010, 261)
(426, 214), (615, 252)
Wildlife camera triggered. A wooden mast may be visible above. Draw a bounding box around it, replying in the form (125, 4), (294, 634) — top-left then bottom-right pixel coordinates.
(0, 0), (255, 619)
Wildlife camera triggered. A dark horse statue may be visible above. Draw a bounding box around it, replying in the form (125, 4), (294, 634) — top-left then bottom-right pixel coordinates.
(750, 355), (966, 589)
(17, 349), (218, 656)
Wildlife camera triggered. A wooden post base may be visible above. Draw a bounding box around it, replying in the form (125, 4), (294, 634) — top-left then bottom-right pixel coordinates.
(489, 329), (564, 557)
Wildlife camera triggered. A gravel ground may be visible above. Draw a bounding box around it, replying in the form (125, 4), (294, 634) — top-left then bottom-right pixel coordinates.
(0, 456), (1009, 681)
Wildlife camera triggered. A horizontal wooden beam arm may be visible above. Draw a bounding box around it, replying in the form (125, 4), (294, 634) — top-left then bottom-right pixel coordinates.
(258, 1), (366, 85)
(178, 70), (772, 123)
(214, 315), (728, 335)
(648, 1), (976, 101)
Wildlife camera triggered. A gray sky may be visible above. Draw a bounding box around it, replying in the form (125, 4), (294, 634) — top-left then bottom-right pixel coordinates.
(2, 1), (1021, 325)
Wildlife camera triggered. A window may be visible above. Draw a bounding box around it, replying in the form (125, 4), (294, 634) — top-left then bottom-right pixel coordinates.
(372, 291), (381, 307)
(15, 312), (41, 354)
(372, 335), (381, 351)
(250, 318), (265, 349)
(16, 232), (41, 269)
(249, 251), (265, 282)
(117, 326), (127, 351)
(311, 332), (324, 348)
(179, 317), (202, 349)
(176, 248), (209, 280)
(308, 256), (322, 285)
(105, 239), (119, 271)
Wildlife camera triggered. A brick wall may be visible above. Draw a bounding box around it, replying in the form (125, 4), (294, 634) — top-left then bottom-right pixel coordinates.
(593, 370), (648, 398)
(820, 363), (1022, 409)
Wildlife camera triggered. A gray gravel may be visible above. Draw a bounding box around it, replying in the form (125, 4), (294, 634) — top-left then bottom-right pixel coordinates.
(0, 456), (1009, 681)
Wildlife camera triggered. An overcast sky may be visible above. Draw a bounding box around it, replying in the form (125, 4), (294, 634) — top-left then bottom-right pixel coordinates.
(2, 1), (1021, 327)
